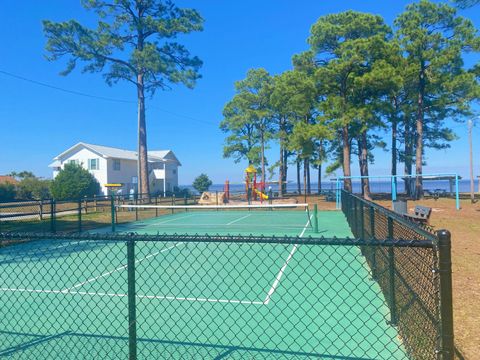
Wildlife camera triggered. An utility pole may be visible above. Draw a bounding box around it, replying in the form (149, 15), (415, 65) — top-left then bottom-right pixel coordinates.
(468, 119), (474, 203)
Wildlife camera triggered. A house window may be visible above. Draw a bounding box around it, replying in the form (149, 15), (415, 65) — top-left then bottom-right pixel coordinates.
(172, 169), (177, 175)
(88, 158), (99, 170)
(68, 159), (79, 165)
(113, 159), (121, 171)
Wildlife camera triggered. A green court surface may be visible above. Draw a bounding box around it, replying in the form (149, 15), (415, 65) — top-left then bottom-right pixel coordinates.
(115, 209), (353, 238)
(0, 211), (408, 359)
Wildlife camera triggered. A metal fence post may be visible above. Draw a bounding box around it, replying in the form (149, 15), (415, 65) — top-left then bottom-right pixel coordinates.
(110, 196), (116, 233)
(50, 199), (56, 233)
(39, 200), (43, 221)
(437, 230), (454, 360)
(78, 199), (82, 233)
(155, 196), (159, 217)
(387, 216), (397, 326)
(127, 237), (137, 360)
(370, 206), (377, 280)
(313, 204), (319, 233)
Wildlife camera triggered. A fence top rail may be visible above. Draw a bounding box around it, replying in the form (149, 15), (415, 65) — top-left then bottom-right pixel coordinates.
(341, 190), (438, 243)
(0, 202), (43, 209)
(334, 172), (460, 180)
(0, 232), (435, 248)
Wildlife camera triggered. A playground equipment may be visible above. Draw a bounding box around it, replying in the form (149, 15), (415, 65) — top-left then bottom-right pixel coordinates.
(245, 165), (269, 203)
(198, 191), (226, 205)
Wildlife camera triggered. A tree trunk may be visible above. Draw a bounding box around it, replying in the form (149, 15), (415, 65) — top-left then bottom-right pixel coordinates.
(303, 158), (307, 201)
(318, 140), (324, 194)
(283, 149), (288, 194)
(317, 164), (322, 194)
(137, 73), (150, 199)
(414, 67), (426, 200)
(359, 132), (371, 200)
(404, 116), (413, 198)
(279, 118), (286, 197)
(260, 131), (266, 186)
(342, 126), (352, 192)
(306, 159), (311, 194)
(391, 97), (398, 191)
(296, 159), (301, 194)
(279, 141), (284, 197)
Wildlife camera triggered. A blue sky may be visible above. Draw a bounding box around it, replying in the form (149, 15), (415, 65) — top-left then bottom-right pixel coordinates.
(0, 0), (479, 184)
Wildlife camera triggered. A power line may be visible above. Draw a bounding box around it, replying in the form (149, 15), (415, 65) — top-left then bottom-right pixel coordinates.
(0, 69), (134, 103)
(0, 69), (218, 127)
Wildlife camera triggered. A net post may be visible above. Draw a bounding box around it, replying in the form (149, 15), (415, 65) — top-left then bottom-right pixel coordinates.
(313, 204), (319, 233)
(127, 236), (137, 360)
(78, 198), (82, 233)
(110, 195), (116, 233)
(387, 216), (397, 326)
(50, 199), (56, 233)
(437, 229), (454, 360)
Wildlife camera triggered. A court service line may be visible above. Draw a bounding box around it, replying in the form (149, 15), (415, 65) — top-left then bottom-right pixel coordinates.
(226, 214), (252, 226)
(63, 243), (181, 291)
(0, 288), (264, 306)
(153, 214), (196, 225)
(263, 215), (312, 305)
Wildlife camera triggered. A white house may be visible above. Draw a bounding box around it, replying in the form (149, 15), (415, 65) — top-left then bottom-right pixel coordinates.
(49, 142), (181, 196)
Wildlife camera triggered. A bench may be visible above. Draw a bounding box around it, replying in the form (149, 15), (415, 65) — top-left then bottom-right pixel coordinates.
(404, 205), (432, 224)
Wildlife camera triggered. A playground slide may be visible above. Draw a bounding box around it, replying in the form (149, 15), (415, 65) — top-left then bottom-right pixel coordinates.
(254, 188), (269, 200)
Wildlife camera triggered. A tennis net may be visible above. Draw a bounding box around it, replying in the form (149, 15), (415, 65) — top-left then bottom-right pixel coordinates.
(113, 203), (314, 236)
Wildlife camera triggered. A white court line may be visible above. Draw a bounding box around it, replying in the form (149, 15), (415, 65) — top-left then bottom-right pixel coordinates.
(63, 243), (180, 291)
(0, 288), (263, 306)
(153, 214), (196, 225)
(263, 214), (312, 305)
(226, 214), (252, 225)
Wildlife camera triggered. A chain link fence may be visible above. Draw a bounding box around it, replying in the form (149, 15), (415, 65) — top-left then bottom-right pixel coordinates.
(0, 193), (200, 235)
(0, 191), (456, 359)
(341, 190), (456, 360)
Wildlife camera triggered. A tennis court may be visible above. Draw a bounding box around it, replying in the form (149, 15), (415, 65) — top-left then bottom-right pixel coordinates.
(0, 206), (409, 359)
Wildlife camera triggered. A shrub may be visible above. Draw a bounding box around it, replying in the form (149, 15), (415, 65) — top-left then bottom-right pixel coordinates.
(192, 174), (213, 194)
(0, 183), (16, 202)
(173, 186), (192, 198)
(50, 163), (100, 200)
(16, 177), (51, 200)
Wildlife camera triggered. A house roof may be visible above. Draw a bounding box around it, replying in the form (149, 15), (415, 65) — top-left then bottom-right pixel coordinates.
(48, 160), (61, 168)
(0, 176), (18, 185)
(54, 142), (181, 165)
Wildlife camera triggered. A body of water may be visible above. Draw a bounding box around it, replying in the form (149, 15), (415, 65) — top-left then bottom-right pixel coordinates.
(180, 179), (479, 195)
